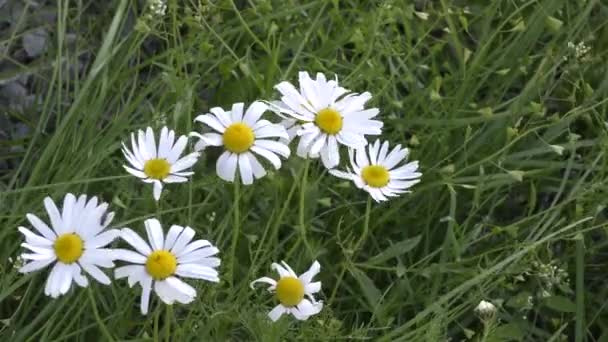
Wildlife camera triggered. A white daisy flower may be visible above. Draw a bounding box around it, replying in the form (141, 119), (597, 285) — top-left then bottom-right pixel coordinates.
(250, 260), (323, 322)
(114, 218), (220, 315)
(17, 194), (120, 298)
(122, 126), (200, 201)
(191, 101), (290, 185)
(475, 300), (497, 317)
(271, 71), (383, 169)
(329, 139), (422, 202)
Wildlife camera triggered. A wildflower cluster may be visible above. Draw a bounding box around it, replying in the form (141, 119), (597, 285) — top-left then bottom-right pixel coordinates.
(17, 71), (421, 321)
(565, 41), (592, 63)
(147, 0), (167, 19)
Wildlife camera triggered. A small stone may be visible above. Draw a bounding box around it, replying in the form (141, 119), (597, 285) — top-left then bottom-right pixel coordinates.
(22, 28), (48, 58)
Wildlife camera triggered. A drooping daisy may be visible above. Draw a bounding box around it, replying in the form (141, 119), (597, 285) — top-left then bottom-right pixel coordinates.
(18, 194), (120, 298)
(250, 260), (323, 322)
(114, 218), (220, 314)
(271, 71), (383, 169)
(122, 126), (200, 201)
(329, 139), (422, 202)
(191, 101), (290, 185)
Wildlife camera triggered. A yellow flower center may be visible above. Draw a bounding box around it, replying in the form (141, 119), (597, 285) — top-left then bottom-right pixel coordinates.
(145, 250), (177, 280)
(223, 123), (255, 153)
(275, 276), (305, 307)
(143, 158), (171, 180)
(54, 233), (84, 264)
(361, 165), (390, 188)
(315, 108), (343, 135)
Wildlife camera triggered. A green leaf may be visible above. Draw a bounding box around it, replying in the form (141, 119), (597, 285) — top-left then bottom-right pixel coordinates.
(367, 236), (421, 265)
(544, 295), (576, 313)
(545, 16), (563, 32)
(492, 323), (524, 341)
(478, 107), (493, 117)
(508, 170), (525, 182)
(348, 267), (382, 310)
(506, 291), (532, 310)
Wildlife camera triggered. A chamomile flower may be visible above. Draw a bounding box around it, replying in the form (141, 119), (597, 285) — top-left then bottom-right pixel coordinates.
(18, 194), (120, 298)
(271, 71), (383, 169)
(114, 218), (220, 315)
(329, 139), (422, 202)
(191, 101), (290, 185)
(122, 126), (199, 201)
(251, 260), (323, 322)
(475, 300), (497, 318)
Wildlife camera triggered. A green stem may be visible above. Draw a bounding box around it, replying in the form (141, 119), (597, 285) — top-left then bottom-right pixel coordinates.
(481, 322), (490, 342)
(230, 179), (240, 285)
(298, 160), (313, 256)
(164, 304), (173, 342)
(153, 308), (160, 342)
(156, 198), (161, 220)
(87, 287), (114, 342)
(356, 197), (372, 250)
(575, 235), (585, 342)
(252, 173), (300, 267)
(299, 160), (310, 229)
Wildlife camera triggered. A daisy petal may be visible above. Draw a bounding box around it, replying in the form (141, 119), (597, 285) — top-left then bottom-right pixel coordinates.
(245, 152), (266, 179)
(71, 263), (88, 287)
(329, 169), (353, 181)
(164, 225), (184, 251)
(120, 228), (152, 255)
(165, 276), (197, 303)
(18, 226), (53, 246)
(306, 281), (321, 293)
(140, 276), (153, 314)
(238, 153), (254, 185)
(250, 146), (281, 170)
(19, 257), (55, 273)
(210, 107), (232, 127)
(176, 239), (212, 258)
(145, 127), (157, 159)
(175, 264), (219, 282)
(249, 276), (277, 289)
(268, 305), (286, 322)
(243, 101), (268, 126)
(299, 260), (320, 284)
(26, 213), (56, 241)
(113, 249), (147, 264)
(57, 263), (74, 296)
(271, 262), (291, 278)
(80, 262), (111, 285)
(145, 218), (165, 250)
(171, 226), (195, 255)
(254, 140), (291, 158)
(47, 195), (68, 234)
(168, 136), (188, 164)
(164, 175), (188, 183)
(216, 151), (238, 182)
(309, 134), (327, 157)
(85, 229), (121, 249)
(170, 152), (199, 173)
(231, 103), (244, 123)
(157, 126), (173, 159)
(124, 165), (147, 179)
(152, 180), (163, 201)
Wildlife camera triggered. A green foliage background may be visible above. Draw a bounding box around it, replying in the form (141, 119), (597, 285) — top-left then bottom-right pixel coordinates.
(1, 0), (608, 340)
